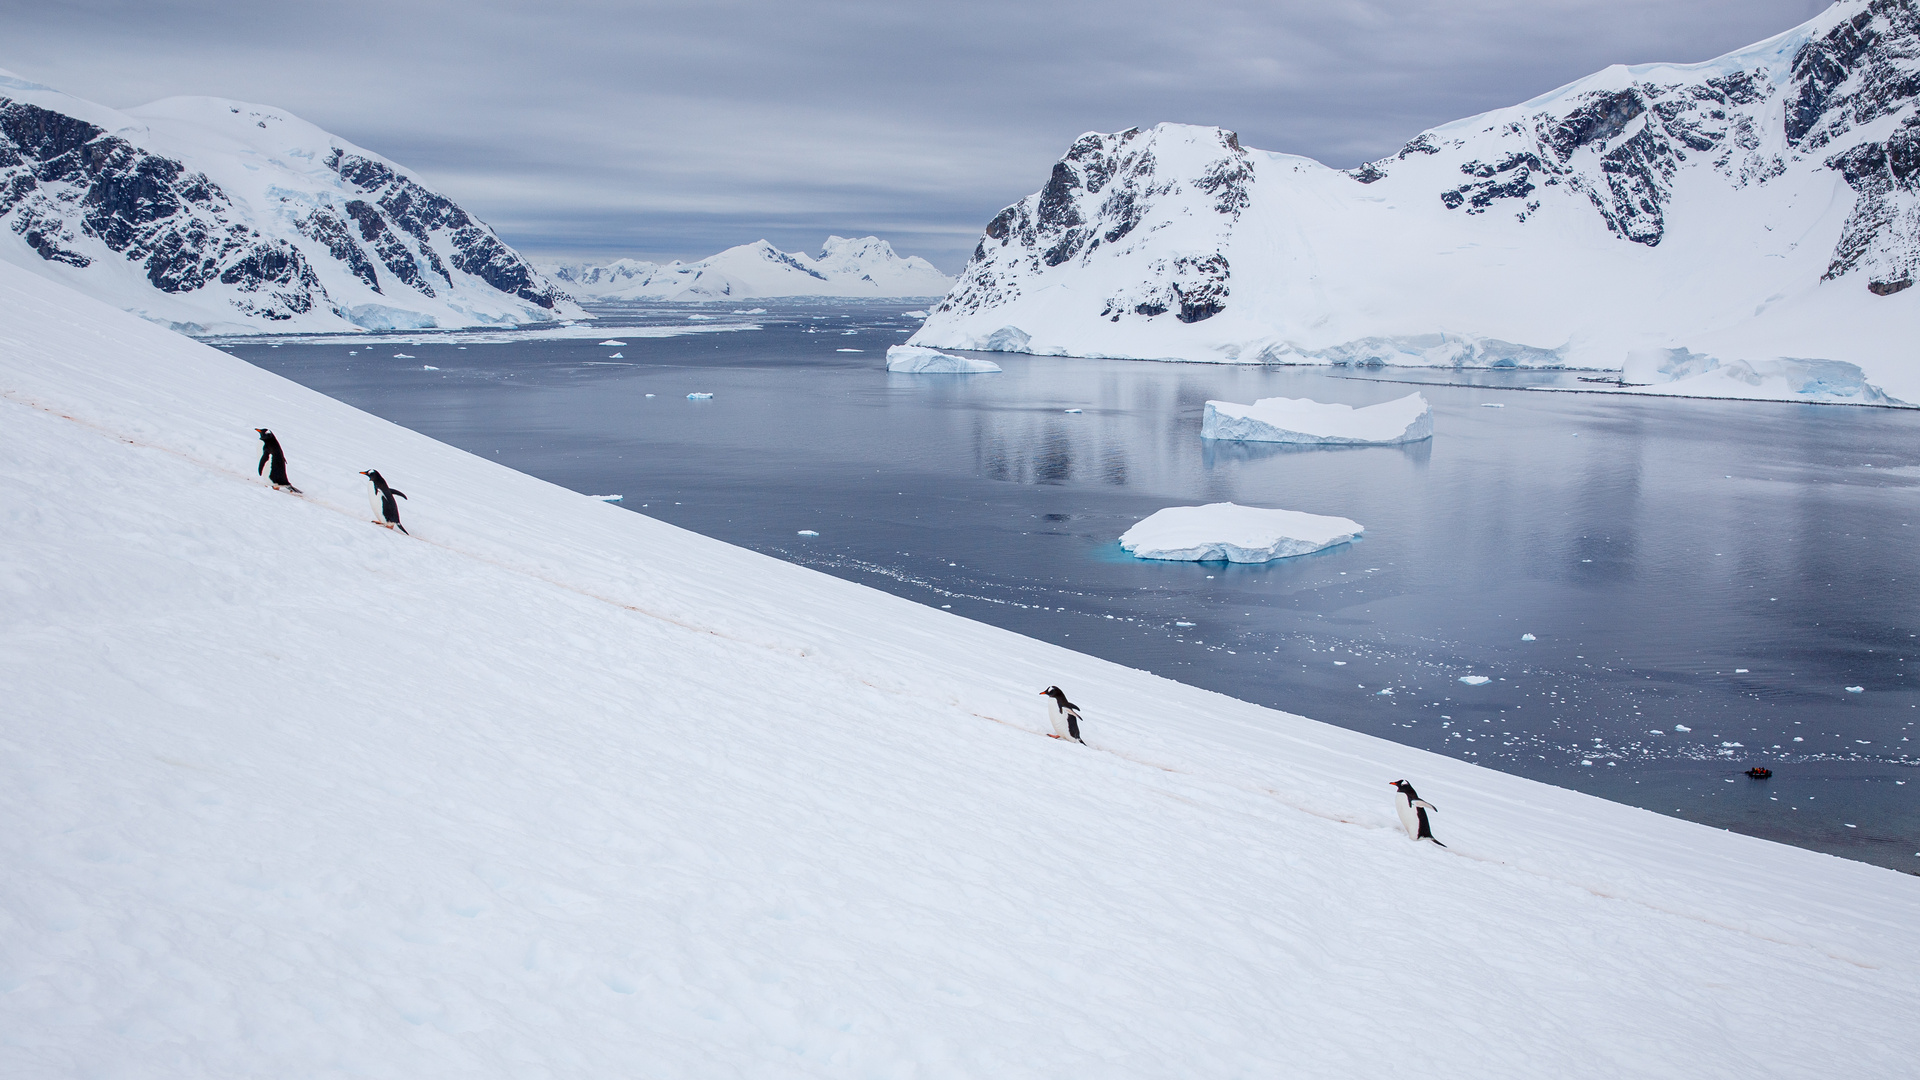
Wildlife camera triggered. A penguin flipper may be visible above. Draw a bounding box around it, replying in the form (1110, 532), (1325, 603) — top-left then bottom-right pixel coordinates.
(393, 490), (408, 500)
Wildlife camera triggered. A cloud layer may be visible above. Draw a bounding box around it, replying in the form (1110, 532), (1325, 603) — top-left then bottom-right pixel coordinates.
(7, 0), (1829, 269)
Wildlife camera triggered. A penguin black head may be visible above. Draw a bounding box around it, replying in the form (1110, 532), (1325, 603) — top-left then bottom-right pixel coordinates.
(1040, 686), (1074, 707)
(1390, 779), (1418, 798)
(256, 427), (271, 437)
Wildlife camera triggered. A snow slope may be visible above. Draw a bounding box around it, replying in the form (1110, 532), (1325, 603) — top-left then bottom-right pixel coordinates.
(2, 258), (1917, 1077)
(913, 0), (1920, 405)
(0, 69), (582, 335)
(542, 236), (952, 301)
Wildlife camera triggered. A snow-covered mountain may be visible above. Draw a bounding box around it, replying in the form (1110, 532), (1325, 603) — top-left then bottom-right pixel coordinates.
(913, 0), (1920, 405)
(542, 236), (952, 301)
(0, 69), (583, 334)
(6, 255), (1918, 1077)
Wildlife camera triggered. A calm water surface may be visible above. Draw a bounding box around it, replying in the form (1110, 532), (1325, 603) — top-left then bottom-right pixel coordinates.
(228, 302), (1920, 871)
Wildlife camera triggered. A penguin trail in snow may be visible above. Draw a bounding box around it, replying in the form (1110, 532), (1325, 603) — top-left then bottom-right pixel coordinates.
(1040, 685), (1085, 744)
(361, 470), (409, 535)
(1390, 780), (1444, 846)
(255, 428), (300, 492)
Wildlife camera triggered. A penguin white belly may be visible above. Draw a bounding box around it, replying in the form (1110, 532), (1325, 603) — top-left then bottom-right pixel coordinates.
(1047, 701), (1069, 739)
(1395, 794), (1422, 840)
(369, 485), (384, 521)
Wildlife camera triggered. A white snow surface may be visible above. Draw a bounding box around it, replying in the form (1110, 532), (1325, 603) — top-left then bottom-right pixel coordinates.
(0, 70), (583, 335)
(542, 236), (953, 301)
(1202, 392), (1433, 443)
(885, 344), (1002, 373)
(1120, 502), (1364, 563)
(911, 1), (1920, 405)
(2, 259), (1918, 1077)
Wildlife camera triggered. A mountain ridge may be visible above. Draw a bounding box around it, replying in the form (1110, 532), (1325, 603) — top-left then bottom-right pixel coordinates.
(911, 0), (1920, 405)
(0, 69), (582, 334)
(542, 235), (953, 301)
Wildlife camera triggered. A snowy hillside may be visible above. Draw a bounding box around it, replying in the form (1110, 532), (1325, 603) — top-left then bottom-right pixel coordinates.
(4, 264), (1918, 1076)
(543, 235), (952, 301)
(0, 69), (582, 335)
(914, 0), (1920, 405)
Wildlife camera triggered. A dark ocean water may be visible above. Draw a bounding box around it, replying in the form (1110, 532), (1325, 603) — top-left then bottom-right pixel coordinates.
(226, 301), (1920, 871)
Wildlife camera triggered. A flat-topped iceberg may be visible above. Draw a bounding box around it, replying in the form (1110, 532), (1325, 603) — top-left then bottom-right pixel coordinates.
(1202, 392), (1432, 444)
(886, 344), (1002, 373)
(1120, 503), (1363, 563)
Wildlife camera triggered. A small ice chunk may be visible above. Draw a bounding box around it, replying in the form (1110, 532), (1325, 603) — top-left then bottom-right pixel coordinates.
(1735, 668), (1749, 673)
(1721, 741), (1743, 748)
(731, 308), (767, 315)
(645, 393), (656, 398)
(1458, 675), (1491, 685)
(688, 314), (715, 321)
(1333, 661), (1347, 666)
(886, 345), (1001, 373)
(422, 365), (438, 370)
(393, 352), (415, 359)
(1580, 759), (1593, 766)
(1649, 729), (1664, 735)
(1202, 392), (1432, 444)
(609, 352), (624, 358)
(797, 530), (819, 536)
(1846, 685), (1865, 693)
(594, 494), (623, 502)
(1377, 688), (1394, 696)
(599, 340), (626, 346)
(836, 348), (864, 353)
(1521, 633), (1536, 641)
(1064, 408), (1083, 414)
(1675, 724), (1692, 732)
(903, 309), (929, 318)
(1119, 502), (1363, 563)
(686, 392), (713, 400)
(1175, 621), (1195, 627)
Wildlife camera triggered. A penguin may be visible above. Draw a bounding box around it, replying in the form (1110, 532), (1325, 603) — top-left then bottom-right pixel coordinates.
(1039, 686), (1085, 743)
(1390, 780), (1444, 846)
(255, 428), (300, 492)
(360, 470), (408, 534)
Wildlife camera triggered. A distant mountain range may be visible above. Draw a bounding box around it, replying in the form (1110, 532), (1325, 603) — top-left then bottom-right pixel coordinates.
(912, 0), (1920, 405)
(0, 69), (581, 335)
(542, 236), (953, 301)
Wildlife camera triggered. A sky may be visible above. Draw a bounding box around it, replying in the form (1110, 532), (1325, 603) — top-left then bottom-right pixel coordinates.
(4, 0), (1833, 271)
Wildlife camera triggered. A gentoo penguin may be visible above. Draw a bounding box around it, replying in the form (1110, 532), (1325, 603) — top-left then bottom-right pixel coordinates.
(254, 428), (300, 492)
(1039, 686), (1085, 743)
(360, 470), (408, 534)
(1390, 780), (1444, 846)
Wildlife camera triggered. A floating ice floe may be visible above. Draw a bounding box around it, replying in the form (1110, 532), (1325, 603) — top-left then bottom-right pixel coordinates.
(1847, 685), (1865, 693)
(593, 495), (622, 502)
(599, 340), (626, 346)
(1521, 633), (1536, 641)
(645, 393), (656, 398)
(393, 353), (414, 359)
(422, 365), (438, 371)
(1064, 408), (1083, 414)
(688, 314), (715, 321)
(608, 352), (624, 359)
(1119, 502), (1362, 563)
(1458, 675), (1491, 685)
(1202, 392), (1432, 444)
(1675, 724), (1692, 732)
(885, 345), (1002, 373)
(837, 348), (864, 353)
(797, 530), (819, 537)
(687, 392), (713, 400)
(1175, 621), (1195, 627)
(903, 310), (929, 318)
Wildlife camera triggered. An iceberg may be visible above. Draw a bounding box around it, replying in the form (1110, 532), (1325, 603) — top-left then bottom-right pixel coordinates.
(885, 345), (1002, 373)
(1119, 503), (1362, 563)
(1202, 392), (1432, 444)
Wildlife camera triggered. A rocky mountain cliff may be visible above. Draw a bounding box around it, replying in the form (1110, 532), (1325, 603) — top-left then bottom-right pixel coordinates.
(0, 70), (581, 334)
(913, 0), (1920, 405)
(543, 236), (952, 301)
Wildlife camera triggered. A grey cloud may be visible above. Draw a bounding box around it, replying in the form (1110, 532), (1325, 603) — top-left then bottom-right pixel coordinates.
(3, 0), (1830, 269)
